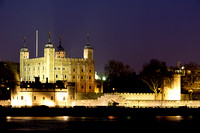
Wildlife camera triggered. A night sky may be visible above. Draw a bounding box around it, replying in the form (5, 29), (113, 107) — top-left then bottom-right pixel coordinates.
(1, 0), (200, 73)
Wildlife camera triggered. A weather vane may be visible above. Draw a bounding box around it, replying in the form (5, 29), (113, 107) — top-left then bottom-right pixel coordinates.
(59, 36), (62, 46)
(23, 36), (26, 47)
(48, 32), (51, 43)
(87, 33), (90, 44)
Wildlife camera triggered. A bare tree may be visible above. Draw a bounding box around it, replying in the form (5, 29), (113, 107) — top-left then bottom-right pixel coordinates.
(140, 59), (173, 99)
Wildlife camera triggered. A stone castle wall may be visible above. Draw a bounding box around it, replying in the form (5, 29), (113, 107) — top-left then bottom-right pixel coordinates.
(75, 93), (200, 108)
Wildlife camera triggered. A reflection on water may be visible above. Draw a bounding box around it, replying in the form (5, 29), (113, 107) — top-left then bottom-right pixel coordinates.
(0, 116), (199, 132)
(156, 116), (184, 122)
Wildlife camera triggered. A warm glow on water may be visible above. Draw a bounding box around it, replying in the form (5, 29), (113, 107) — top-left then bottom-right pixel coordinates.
(0, 116), (198, 132)
(156, 116), (184, 121)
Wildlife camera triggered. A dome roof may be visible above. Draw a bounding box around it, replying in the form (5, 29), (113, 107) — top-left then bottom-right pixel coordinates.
(21, 36), (29, 52)
(84, 44), (93, 49)
(20, 47), (29, 52)
(56, 44), (65, 52)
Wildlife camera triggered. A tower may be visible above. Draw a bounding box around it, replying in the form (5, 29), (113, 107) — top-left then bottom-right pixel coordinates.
(55, 36), (66, 58)
(83, 33), (93, 60)
(44, 32), (55, 83)
(20, 36), (29, 81)
(163, 74), (181, 100)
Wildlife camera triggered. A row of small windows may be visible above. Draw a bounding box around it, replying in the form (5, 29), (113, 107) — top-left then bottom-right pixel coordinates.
(19, 96), (66, 101)
(55, 67), (65, 70)
(24, 66), (44, 71)
(25, 67), (93, 73)
(24, 75), (92, 80)
(81, 85), (92, 89)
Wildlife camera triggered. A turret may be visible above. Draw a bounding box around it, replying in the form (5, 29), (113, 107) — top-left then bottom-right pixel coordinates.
(83, 33), (93, 60)
(20, 36), (29, 81)
(55, 36), (66, 58)
(44, 32), (55, 83)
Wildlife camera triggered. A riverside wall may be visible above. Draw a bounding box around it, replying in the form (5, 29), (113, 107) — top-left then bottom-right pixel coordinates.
(75, 93), (200, 108)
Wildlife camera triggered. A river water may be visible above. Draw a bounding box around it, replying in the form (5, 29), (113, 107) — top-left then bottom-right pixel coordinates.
(0, 115), (199, 132)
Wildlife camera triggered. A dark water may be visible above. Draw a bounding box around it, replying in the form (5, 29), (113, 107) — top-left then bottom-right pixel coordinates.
(0, 115), (199, 132)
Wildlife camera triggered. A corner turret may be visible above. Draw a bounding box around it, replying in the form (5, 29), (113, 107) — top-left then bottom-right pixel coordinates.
(44, 32), (55, 83)
(55, 36), (66, 58)
(20, 36), (29, 81)
(83, 33), (93, 60)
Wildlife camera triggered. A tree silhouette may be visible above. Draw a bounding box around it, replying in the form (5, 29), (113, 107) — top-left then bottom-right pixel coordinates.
(140, 59), (173, 99)
(104, 60), (136, 92)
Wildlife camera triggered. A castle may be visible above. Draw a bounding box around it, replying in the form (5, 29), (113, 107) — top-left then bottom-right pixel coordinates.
(11, 33), (103, 107)
(10, 32), (185, 107)
(20, 33), (96, 93)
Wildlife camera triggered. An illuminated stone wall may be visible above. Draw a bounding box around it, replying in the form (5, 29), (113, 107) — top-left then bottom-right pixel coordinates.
(11, 84), (75, 107)
(163, 74), (181, 100)
(20, 44), (95, 93)
(75, 93), (200, 108)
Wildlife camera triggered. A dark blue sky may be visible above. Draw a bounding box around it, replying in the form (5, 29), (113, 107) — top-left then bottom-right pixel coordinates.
(1, 0), (200, 73)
